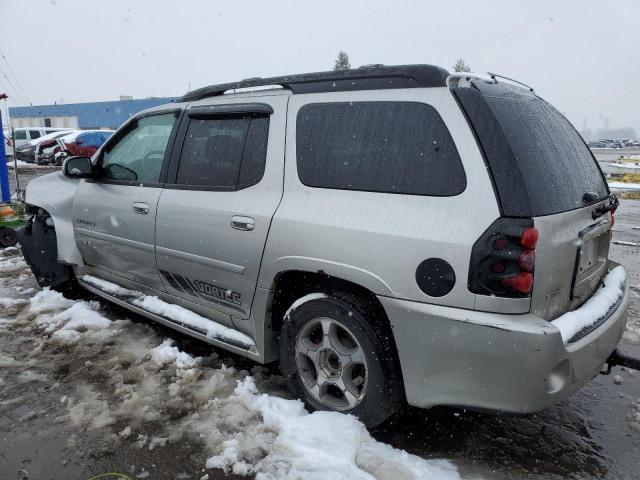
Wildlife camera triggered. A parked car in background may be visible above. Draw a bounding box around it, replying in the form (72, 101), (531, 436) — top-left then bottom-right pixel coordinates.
(15, 130), (74, 163)
(52, 130), (114, 165)
(11, 127), (69, 148)
(34, 130), (80, 165)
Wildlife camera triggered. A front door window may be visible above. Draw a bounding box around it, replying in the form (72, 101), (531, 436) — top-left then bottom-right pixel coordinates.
(100, 113), (176, 184)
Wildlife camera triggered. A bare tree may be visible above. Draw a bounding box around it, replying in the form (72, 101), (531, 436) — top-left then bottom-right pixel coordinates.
(334, 51), (351, 71)
(452, 58), (471, 72)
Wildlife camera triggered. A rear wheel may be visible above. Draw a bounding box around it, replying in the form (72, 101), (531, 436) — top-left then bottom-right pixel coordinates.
(279, 292), (404, 428)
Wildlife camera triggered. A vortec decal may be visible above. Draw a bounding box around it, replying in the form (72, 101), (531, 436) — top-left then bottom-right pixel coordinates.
(193, 279), (241, 305)
(160, 270), (242, 308)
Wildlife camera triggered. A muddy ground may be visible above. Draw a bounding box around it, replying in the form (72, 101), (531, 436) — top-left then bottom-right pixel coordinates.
(0, 201), (639, 480)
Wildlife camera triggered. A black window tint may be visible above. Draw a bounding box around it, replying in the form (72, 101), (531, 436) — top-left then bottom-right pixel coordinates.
(176, 115), (268, 188)
(296, 102), (465, 196)
(239, 117), (269, 187)
(454, 84), (608, 216)
(29, 130), (41, 139)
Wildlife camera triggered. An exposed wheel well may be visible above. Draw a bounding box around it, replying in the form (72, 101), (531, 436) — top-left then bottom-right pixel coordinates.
(269, 270), (391, 335)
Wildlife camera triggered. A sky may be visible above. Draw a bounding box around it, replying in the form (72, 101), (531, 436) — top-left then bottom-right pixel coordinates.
(0, 0), (639, 136)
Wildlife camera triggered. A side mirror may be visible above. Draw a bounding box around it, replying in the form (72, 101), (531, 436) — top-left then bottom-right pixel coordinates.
(63, 156), (93, 178)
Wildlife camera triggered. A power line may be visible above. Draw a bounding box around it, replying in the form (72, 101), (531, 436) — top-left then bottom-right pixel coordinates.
(0, 48), (30, 105)
(0, 64), (28, 106)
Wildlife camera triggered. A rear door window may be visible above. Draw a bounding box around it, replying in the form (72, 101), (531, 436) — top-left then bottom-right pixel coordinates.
(174, 114), (269, 189)
(14, 130), (26, 140)
(296, 102), (466, 196)
(29, 130), (41, 139)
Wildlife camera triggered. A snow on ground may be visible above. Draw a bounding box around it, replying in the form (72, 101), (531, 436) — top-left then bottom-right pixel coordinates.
(608, 181), (640, 191)
(608, 162), (640, 169)
(83, 274), (255, 348)
(0, 249), (462, 480)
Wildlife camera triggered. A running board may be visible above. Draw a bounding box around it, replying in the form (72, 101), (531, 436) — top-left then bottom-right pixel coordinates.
(77, 277), (259, 360)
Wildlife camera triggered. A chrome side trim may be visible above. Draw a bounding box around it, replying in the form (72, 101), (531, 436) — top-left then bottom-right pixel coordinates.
(76, 228), (155, 253)
(156, 245), (246, 275)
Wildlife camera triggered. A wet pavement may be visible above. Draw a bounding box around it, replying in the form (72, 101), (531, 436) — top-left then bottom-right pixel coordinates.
(0, 202), (639, 480)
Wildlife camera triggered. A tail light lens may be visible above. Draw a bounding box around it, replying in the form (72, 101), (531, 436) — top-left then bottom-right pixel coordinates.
(468, 218), (537, 297)
(518, 250), (536, 272)
(502, 272), (533, 294)
(521, 228), (539, 249)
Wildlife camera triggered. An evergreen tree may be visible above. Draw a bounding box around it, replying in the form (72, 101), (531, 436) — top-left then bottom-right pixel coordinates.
(452, 58), (471, 72)
(334, 51), (351, 71)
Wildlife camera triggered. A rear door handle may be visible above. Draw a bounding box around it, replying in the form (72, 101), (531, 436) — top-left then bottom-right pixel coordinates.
(231, 215), (255, 231)
(132, 202), (149, 215)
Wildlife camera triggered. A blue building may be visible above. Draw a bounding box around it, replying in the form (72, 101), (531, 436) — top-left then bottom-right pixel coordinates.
(9, 97), (176, 130)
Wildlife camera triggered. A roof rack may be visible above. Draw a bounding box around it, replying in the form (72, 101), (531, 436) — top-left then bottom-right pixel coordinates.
(179, 64), (450, 102)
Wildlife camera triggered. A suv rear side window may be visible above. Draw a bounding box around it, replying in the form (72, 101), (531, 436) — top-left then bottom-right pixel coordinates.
(296, 102), (466, 196)
(175, 114), (269, 189)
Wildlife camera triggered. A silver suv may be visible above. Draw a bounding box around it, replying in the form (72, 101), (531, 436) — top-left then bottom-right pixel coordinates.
(19, 65), (628, 428)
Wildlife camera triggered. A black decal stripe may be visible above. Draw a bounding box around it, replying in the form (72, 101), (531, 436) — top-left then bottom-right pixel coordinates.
(161, 270), (183, 292)
(173, 273), (199, 297)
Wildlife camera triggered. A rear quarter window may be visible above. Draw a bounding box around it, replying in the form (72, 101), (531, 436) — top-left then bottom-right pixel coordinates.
(296, 101), (466, 196)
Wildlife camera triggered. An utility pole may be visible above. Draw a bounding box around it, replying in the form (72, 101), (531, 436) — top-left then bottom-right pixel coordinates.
(0, 93), (11, 202)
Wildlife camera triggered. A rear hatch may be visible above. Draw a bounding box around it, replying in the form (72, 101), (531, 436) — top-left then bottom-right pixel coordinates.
(453, 79), (613, 320)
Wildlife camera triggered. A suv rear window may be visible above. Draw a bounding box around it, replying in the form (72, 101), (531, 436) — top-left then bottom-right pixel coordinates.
(454, 83), (608, 217)
(296, 102), (466, 196)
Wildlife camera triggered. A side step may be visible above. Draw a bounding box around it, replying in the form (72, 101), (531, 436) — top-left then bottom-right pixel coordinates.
(77, 276), (259, 360)
(603, 349), (640, 373)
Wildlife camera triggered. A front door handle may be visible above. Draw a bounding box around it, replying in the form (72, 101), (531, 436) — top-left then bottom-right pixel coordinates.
(132, 202), (149, 215)
(231, 215), (255, 231)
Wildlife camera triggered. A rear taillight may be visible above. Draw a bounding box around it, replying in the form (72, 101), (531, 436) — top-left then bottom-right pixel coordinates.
(521, 228), (538, 249)
(468, 218), (538, 298)
(502, 272), (533, 294)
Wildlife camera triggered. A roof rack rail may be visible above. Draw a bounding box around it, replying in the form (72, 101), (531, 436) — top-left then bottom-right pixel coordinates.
(179, 64), (449, 102)
(487, 72), (534, 92)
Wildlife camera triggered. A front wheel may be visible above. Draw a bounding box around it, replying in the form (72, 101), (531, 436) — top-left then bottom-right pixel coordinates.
(279, 292), (404, 428)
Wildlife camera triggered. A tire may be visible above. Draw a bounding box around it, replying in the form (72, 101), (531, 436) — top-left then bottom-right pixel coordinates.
(279, 291), (404, 428)
(0, 227), (17, 247)
(18, 213), (85, 300)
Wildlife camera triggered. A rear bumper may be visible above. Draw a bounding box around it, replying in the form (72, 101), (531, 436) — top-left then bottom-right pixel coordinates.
(380, 268), (629, 413)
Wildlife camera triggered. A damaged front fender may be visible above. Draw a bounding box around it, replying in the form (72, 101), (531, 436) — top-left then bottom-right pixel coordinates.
(22, 171), (84, 267)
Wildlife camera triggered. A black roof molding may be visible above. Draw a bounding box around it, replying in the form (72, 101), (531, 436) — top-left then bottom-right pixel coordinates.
(180, 64), (450, 102)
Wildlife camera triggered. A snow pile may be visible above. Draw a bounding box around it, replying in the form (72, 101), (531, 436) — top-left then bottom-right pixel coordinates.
(608, 181), (640, 191)
(0, 253), (462, 479)
(553, 266), (626, 343)
(205, 378), (460, 480)
(607, 162), (640, 170)
(83, 274), (254, 348)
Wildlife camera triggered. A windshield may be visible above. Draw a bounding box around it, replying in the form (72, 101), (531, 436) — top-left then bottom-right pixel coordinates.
(454, 83), (609, 216)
